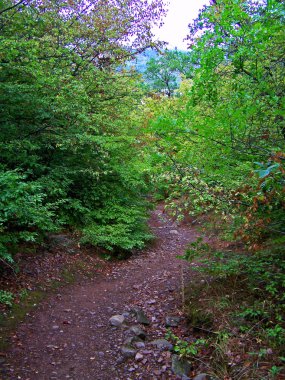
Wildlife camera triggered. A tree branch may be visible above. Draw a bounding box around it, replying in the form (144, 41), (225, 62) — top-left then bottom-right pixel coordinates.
(0, 0), (25, 15)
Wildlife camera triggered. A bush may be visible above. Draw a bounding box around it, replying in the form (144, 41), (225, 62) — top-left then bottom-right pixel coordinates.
(0, 290), (14, 307)
(81, 201), (153, 254)
(0, 170), (57, 264)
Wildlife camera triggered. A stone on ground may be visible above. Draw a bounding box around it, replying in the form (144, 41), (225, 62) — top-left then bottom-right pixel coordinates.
(165, 315), (180, 327)
(171, 355), (192, 377)
(121, 346), (137, 358)
(132, 307), (151, 325)
(150, 339), (173, 351)
(109, 315), (125, 327)
(135, 352), (144, 362)
(126, 325), (146, 340)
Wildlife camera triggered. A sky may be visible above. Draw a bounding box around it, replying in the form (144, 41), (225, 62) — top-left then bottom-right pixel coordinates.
(153, 0), (210, 50)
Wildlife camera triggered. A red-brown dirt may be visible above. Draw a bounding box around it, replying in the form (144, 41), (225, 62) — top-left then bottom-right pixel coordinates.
(1, 206), (199, 380)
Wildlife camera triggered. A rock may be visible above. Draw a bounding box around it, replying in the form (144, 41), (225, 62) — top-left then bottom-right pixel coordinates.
(109, 315), (125, 327)
(121, 346), (137, 358)
(135, 352), (144, 362)
(162, 365), (168, 372)
(165, 316), (180, 327)
(134, 341), (145, 349)
(116, 356), (126, 365)
(151, 339), (173, 351)
(171, 355), (192, 377)
(193, 374), (211, 380)
(142, 350), (153, 355)
(126, 325), (146, 340)
(124, 337), (135, 346)
(132, 308), (151, 325)
(170, 230), (179, 235)
(123, 336), (144, 347)
(48, 234), (77, 254)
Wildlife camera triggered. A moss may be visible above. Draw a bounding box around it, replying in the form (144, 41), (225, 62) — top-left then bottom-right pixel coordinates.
(0, 290), (45, 351)
(0, 258), (103, 351)
(61, 269), (76, 283)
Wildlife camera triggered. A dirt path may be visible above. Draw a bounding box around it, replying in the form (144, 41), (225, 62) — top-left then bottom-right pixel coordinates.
(2, 206), (199, 380)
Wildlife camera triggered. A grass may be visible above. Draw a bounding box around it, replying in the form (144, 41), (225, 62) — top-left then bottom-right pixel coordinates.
(182, 271), (285, 379)
(178, 229), (285, 379)
(0, 289), (45, 351)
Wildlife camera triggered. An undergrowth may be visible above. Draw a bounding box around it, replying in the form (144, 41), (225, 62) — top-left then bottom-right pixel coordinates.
(175, 234), (285, 379)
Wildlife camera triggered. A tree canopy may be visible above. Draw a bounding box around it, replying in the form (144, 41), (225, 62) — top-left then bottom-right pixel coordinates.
(142, 0), (285, 245)
(1, 0), (285, 375)
(0, 0), (166, 264)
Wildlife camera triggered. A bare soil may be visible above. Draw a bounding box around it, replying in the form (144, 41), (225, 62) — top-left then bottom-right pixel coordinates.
(1, 205), (200, 380)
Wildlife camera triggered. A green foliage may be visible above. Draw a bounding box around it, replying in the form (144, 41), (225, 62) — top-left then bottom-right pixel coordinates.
(81, 201), (153, 253)
(144, 50), (192, 97)
(135, 1), (285, 376)
(0, 170), (57, 263)
(181, 239), (285, 353)
(179, 237), (211, 262)
(144, 52), (179, 97)
(0, 290), (14, 307)
(269, 366), (282, 379)
(182, 238), (285, 306)
(165, 329), (207, 359)
(0, 0), (166, 265)
(140, 0), (285, 245)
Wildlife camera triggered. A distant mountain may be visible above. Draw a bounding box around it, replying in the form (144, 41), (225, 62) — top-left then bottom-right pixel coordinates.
(126, 49), (159, 73)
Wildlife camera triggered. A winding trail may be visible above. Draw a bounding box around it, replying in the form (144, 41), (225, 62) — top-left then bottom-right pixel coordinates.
(3, 206), (199, 380)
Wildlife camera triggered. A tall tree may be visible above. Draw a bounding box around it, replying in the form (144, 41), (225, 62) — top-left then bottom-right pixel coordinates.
(141, 0), (285, 243)
(144, 50), (193, 97)
(0, 0), (166, 264)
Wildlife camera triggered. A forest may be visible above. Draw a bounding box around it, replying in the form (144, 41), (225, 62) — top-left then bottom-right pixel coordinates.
(0, 0), (284, 378)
